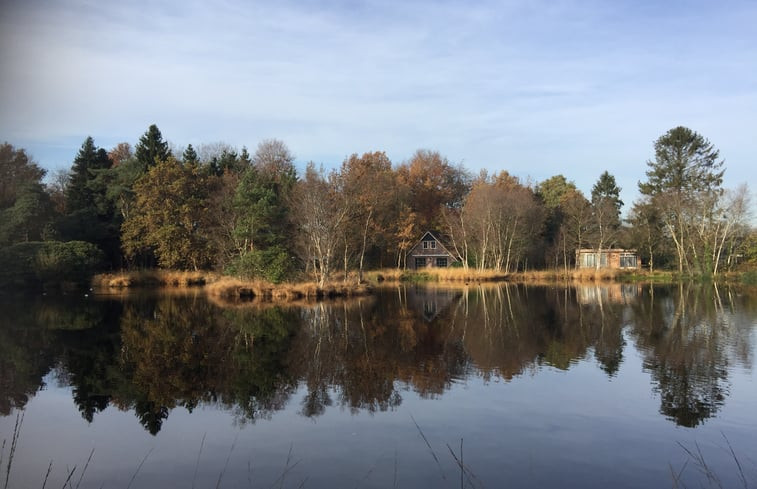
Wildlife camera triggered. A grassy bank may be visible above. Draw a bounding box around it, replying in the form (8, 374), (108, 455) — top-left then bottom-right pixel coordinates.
(93, 270), (221, 288)
(205, 277), (372, 301)
(366, 267), (682, 284)
(92, 270), (372, 302)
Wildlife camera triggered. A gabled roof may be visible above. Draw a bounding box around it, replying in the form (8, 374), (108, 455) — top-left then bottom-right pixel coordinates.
(409, 230), (458, 258)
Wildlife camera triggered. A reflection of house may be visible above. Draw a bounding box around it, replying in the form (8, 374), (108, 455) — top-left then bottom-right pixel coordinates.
(408, 231), (459, 270)
(576, 284), (640, 305)
(576, 249), (640, 269)
(404, 286), (461, 322)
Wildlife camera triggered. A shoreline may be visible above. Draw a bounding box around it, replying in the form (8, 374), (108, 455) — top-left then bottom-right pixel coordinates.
(92, 270), (373, 302)
(90, 268), (756, 302)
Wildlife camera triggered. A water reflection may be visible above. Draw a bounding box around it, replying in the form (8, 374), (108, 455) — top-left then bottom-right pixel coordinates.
(0, 283), (754, 432)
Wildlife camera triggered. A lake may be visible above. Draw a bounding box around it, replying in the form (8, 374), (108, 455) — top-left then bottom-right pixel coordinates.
(1, 283), (755, 488)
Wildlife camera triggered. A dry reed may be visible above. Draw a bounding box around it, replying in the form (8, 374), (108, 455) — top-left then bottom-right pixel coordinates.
(205, 277), (372, 302)
(93, 270), (220, 288)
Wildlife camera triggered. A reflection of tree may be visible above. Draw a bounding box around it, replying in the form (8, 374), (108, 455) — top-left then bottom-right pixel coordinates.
(448, 284), (627, 379)
(0, 296), (113, 415)
(629, 283), (754, 427)
(290, 293), (469, 416)
(4, 283), (753, 431)
(116, 297), (299, 432)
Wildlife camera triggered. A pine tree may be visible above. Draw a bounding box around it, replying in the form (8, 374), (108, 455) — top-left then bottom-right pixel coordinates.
(134, 124), (171, 172)
(591, 171), (623, 217)
(637, 126), (725, 275)
(182, 144), (198, 165)
(66, 136), (111, 213)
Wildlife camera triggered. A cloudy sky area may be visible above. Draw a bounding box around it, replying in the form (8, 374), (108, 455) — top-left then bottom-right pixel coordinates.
(1, 0), (755, 211)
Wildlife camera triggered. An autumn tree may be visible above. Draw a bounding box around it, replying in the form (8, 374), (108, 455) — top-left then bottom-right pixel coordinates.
(339, 151), (396, 281)
(0, 182), (54, 245)
(455, 172), (543, 272)
(536, 175), (580, 269)
(251, 139), (295, 177)
(0, 143), (51, 244)
(627, 197), (669, 272)
(0, 143), (46, 209)
(396, 150), (469, 229)
(108, 142), (133, 167)
(122, 157), (213, 269)
(561, 189), (592, 268)
(290, 164), (349, 286)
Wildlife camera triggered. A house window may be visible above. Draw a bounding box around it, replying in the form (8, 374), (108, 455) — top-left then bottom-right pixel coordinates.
(620, 254), (637, 268)
(423, 240), (436, 249)
(415, 257), (427, 268)
(436, 257), (448, 267)
(581, 252), (608, 268)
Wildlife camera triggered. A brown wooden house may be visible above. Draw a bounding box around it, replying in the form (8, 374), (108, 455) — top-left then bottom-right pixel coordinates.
(576, 248), (641, 269)
(408, 231), (459, 269)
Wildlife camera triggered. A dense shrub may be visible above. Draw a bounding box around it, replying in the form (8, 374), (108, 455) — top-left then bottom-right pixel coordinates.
(225, 246), (295, 284)
(0, 241), (104, 291)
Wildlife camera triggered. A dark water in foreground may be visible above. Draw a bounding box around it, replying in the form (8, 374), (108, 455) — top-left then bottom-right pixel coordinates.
(1, 283), (756, 488)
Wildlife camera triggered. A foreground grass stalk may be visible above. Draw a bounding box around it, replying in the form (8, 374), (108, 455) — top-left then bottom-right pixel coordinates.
(125, 447), (153, 489)
(192, 433), (206, 489)
(410, 415), (445, 481)
(2, 412), (24, 489)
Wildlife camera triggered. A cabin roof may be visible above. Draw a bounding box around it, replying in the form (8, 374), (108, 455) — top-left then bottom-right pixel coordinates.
(409, 230), (457, 258)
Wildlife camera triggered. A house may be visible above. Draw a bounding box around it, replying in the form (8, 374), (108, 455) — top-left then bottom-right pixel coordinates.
(575, 248), (641, 269)
(408, 231), (459, 269)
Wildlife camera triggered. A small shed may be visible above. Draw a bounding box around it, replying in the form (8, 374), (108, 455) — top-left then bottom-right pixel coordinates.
(576, 248), (641, 269)
(408, 231), (459, 270)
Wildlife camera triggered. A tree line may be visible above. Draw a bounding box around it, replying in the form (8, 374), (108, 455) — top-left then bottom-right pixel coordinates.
(1, 124), (754, 287)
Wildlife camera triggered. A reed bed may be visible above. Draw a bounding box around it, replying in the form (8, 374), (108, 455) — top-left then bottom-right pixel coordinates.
(367, 267), (670, 284)
(93, 270), (221, 288)
(205, 277), (372, 302)
(367, 268), (509, 283)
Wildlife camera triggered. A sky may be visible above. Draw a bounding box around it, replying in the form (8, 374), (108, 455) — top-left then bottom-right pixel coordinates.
(1, 0), (755, 213)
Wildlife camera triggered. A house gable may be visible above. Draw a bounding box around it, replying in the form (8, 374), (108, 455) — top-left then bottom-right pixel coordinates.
(408, 231), (458, 269)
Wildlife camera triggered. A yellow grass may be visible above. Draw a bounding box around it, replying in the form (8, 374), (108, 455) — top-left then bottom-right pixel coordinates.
(366, 267), (508, 283)
(92, 270), (221, 288)
(367, 267), (656, 284)
(205, 277), (372, 301)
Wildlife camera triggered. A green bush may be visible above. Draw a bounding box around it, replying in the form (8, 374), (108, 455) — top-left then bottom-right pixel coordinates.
(0, 241), (104, 291)
(226, 246), (295, 284)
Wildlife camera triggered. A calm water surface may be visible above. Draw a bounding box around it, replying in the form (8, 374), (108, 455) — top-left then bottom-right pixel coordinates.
(1, 283), (756, 488)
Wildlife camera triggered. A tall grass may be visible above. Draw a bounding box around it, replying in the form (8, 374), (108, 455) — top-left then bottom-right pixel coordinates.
(205, 277), (372, 302)
(93, 270), (220, 288)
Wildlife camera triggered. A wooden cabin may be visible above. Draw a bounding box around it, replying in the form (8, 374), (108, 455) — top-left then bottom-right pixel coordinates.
(575, 248), (641, 269)
(408, 231), (459, 270)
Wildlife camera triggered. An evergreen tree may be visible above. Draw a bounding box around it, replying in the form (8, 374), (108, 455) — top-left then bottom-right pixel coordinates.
(587, 171), (623, 262)
(591, 171), (623, 218)
(182, 144), (198, 165)
(639, 126), (723, 196)
(638, 126), (725, 274)
(134, 124), (171, 172)
(239, 146), (252, 166)
(65, 137), (111, 213)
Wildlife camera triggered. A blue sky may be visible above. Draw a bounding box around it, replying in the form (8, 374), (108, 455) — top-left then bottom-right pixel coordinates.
(1, 0), (755, 212)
